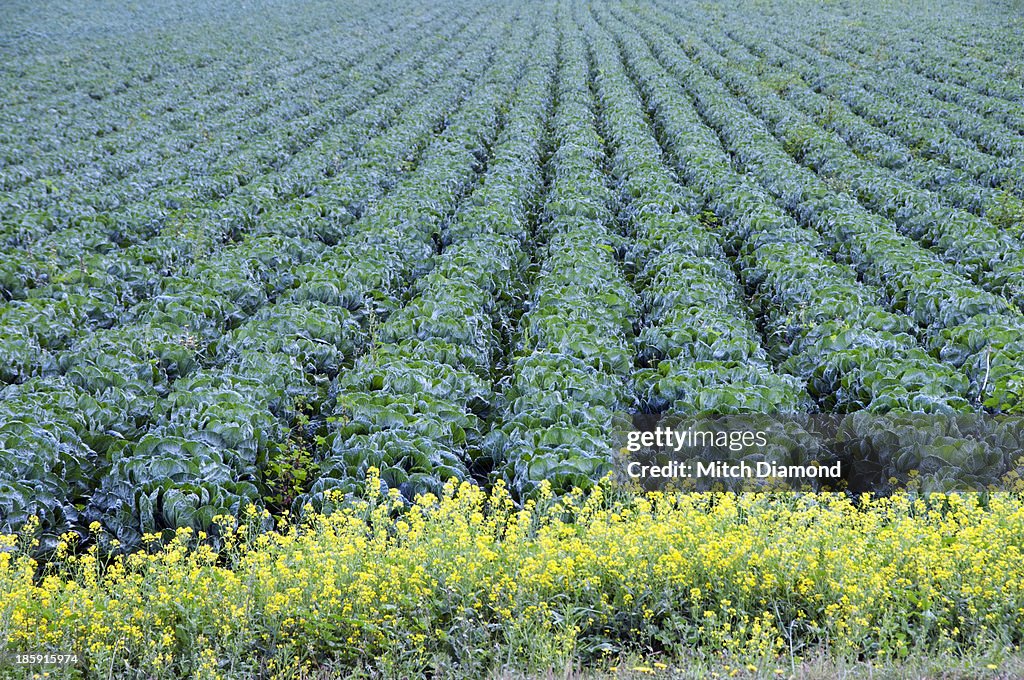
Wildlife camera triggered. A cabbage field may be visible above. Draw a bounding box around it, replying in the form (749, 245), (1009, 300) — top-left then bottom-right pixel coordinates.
(2, 0), (1024, 674)
(3, 0), (1024, 545)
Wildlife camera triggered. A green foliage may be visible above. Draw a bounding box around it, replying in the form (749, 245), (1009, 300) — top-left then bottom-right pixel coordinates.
(2, 0), (1024, 549)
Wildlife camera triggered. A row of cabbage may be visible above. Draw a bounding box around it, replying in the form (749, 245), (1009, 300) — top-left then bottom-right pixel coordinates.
(605, 2), (1024, 418)
(728, 18), (1024, 198)
(717, 0), (1024, 105)
(0, 3), (474, 297)
(581, 8), (809, 417)
(0, 4), (528, 548)
(0, 7), (496, 373)
(834, 43), (1024, 150)
(483, 14), (636, 498)
(0, 3), (406, 216)
(784, 5), (1024, 134)
(787, 37), (1024, 163)
(307, 10), (554, 504)
(577, 2), (1021, 483)
(3, 0), (1023, 548)
(655, 19), (1024, 311)
(690, 26), (1024, 235)
(593, 5), (959, 415)
(0, 0), (422, 176)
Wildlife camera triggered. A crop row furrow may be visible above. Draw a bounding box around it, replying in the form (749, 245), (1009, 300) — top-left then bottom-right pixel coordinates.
(791, 32), (1024, 159)
(307, 12), (557, 505)
(0, 3), (461, 206)
(0, 3), (529, 543)
(609, 2), (1024, 414)
(819, 19), (1024, 114)
(713, 25), (1024, 204)
(0, 6), (476, 247)
(0, 4), (504, 351)
(823, 29), (1024, 135)
(758, 34), (1024, 198)
(0, 29), (348, 189)
(655, 19), (1024, 310)
(0, 0), (393, 136)
(696, 27), (1024, 232)
(581, 9), (810, 417)
(595, 2), (982, 415)
(485, 9), (635, 498)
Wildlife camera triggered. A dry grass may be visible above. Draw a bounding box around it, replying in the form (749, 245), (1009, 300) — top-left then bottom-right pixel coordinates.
(488, 649), (1024, 680)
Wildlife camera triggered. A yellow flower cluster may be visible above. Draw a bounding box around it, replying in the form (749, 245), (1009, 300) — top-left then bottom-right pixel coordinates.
(1, 473), (1022, 678)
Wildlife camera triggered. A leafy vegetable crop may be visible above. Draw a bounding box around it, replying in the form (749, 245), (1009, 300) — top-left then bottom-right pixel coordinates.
(2, 0), (1023, 549)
